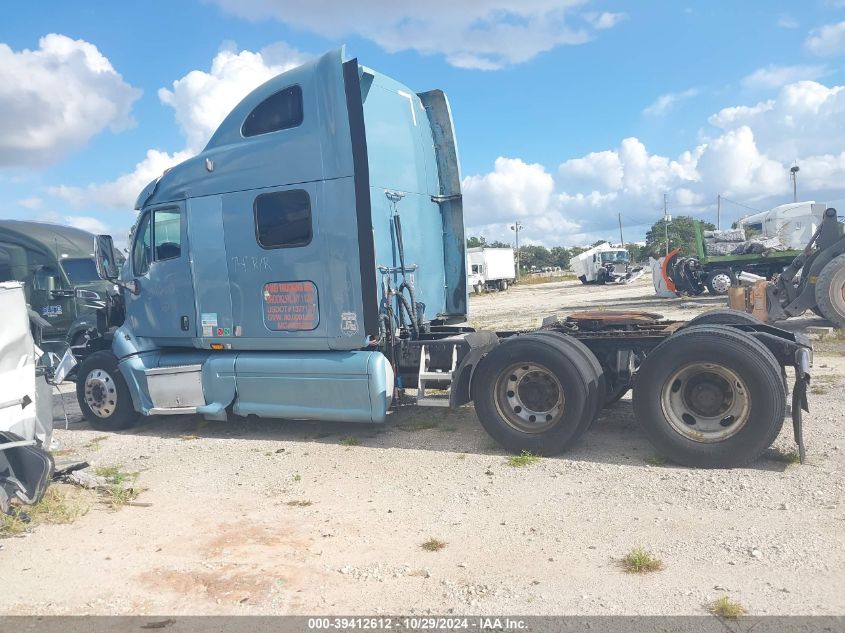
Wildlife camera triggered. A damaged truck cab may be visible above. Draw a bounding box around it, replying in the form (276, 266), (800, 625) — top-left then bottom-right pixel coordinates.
(79, 49), (813, 469)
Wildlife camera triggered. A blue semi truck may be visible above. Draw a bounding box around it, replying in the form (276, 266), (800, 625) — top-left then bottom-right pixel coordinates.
(77, 49), (813, 468)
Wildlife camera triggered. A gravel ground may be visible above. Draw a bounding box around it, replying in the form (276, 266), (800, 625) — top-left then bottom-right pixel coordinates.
(1, 278), (843, 615)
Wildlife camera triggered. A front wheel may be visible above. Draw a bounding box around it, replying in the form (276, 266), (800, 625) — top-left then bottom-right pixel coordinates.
(705, 269), (735, 295)
(633, 325), (785, 468)
(76, 351), (138, 431)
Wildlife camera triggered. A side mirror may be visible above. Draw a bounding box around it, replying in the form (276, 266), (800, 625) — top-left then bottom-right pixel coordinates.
(94, 235), (119, 281)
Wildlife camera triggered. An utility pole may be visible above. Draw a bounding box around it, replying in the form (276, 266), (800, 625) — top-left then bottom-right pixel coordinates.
(717, 194), (721, 230)
(790, 165), (800, 203)
(617, 212), (624, 247)
(510, 221), (523, 280)
(663, 193), (670, 255)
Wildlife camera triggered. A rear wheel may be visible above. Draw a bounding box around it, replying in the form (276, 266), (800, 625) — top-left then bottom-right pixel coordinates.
(814, 254), (845, 327)
(687, 308), (761, 327)
(579, 275), (587, 284)
(633, 325), (785, 468)
(499, 279), (509, 291)
(705, 269), (735, 295)
(76, 351), (138, 431)
(472, 335), (598, 455)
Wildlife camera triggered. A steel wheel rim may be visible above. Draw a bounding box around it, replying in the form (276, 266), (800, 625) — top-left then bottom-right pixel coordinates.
(660, 363), (750, 443)
(494, 362), (564, 433)
(84, 369), (118, 418)
(710, 273), (732, 294)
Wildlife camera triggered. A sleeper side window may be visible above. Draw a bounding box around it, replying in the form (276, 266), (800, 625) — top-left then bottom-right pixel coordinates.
(254, 189), (312, 249)
(153, 208), (181, 261)
(132, 212), (152, 276)
(242, 85), (303, 138)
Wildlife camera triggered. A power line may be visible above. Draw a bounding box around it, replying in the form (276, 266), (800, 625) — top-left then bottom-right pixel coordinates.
(719, 196), (763, 213)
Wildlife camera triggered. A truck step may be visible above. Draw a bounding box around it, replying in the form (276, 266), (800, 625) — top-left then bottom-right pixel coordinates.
(416, 395), (451, 407)
(416, 344), (458, 408)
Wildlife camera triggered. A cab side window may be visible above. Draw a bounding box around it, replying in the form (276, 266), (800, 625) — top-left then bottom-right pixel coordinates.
(242, 86), (303, 138)
(154, 208), (181, 261)
(254, 189), (312, 249)
(132, 213), (152, 276)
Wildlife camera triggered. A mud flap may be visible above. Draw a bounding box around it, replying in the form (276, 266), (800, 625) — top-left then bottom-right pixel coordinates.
(791, 348), (811, 464)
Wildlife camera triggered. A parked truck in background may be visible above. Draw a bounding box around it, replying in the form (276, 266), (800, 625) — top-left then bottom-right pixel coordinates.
(571, 242), (641, 284)
(691, 203), (828, 295)
(0, 221), (123, 355)
(467, 246), (516, 293)
(73, 48), (813, 468)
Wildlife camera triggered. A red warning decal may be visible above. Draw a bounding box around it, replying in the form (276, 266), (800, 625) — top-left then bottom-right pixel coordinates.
(262, 281), (319, 331)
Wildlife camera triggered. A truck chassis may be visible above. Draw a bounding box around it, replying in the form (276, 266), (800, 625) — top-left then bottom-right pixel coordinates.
(394, 309), (811, 469)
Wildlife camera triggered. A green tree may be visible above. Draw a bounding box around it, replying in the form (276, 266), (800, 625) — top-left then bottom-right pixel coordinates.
(466, 236), (487, 248)
(643, 216), (715, 258)
(518, 245), (553, 271)
(550, 246), (571, 268)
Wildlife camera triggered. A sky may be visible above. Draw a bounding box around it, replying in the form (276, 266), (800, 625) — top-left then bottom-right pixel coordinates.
(2, 0), (845, 248)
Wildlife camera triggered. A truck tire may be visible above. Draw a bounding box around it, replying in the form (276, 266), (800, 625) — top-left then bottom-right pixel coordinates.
(76, 351), (138, 431)
(705, 269), (735, 295)
(526, 331), (606, 425)
(686, 308), (761, 327)
(579, 275), (588, 284)
(474, 283), (483, 295)
(632, 325), (785, 468)
(471, 335), (596, 455)
(814, 253), (845, 327)
(499, 279), (509, 291)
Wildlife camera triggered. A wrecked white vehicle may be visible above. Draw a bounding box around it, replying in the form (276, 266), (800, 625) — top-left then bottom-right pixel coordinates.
(0, 281), (75, 514)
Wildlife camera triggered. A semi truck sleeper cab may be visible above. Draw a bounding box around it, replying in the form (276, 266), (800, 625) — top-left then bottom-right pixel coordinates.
(77, 48), (813, 469)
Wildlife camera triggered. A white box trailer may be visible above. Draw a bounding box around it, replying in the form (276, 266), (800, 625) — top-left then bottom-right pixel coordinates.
(467, 247), (516, 292)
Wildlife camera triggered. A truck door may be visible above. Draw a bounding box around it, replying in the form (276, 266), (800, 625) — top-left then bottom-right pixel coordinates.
(125, 203), (196, 340)
(30, 263), (75, 341)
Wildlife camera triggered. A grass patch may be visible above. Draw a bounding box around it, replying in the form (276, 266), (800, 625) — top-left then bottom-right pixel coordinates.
(179, 434), (200, 441)
(340, 436), (360, 447)
(397, 418), (440, 432)
(84, 435), (110, 450)
(644, 455), (668, 466)
(506, 450), (541, 467)
(518, 274), (577, 286)
(620, 547), (664, 573)
(421, 537), (447, 552)
(767, 448), (801, 465)
(1, 486), (88, 538)
(51, 448), (76, 457)
(95, 466), (143, 510)
(286, 500), (313, 507)
(709, 596), (746, 619)
(292, 474), (302, 482)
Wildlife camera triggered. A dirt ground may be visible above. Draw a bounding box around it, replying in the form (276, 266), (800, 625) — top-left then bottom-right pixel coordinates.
(1, 274), (843, 616)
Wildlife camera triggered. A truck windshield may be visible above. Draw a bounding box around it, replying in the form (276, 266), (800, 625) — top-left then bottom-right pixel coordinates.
(61, 258), (100, 285)
(600, 251), (629, 264)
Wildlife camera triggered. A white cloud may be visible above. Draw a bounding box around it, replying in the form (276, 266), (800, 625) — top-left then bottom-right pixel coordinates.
(209, 0), (622, 70)
(777, 15), (799, 29)
(464, 79), (845, 245)
(0, 34), (141, 167)
(64, 215), (109, 234)
(586, 11), (627, 30)
(643, 88), (699, 116)
(741, 64), (828, 90)
(159, 42), (309, 152)
(50, 41), (306, 210)
(805, 20), (845, 57)
(50, 148), (192, 210)
(17, 197), (43, 210)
